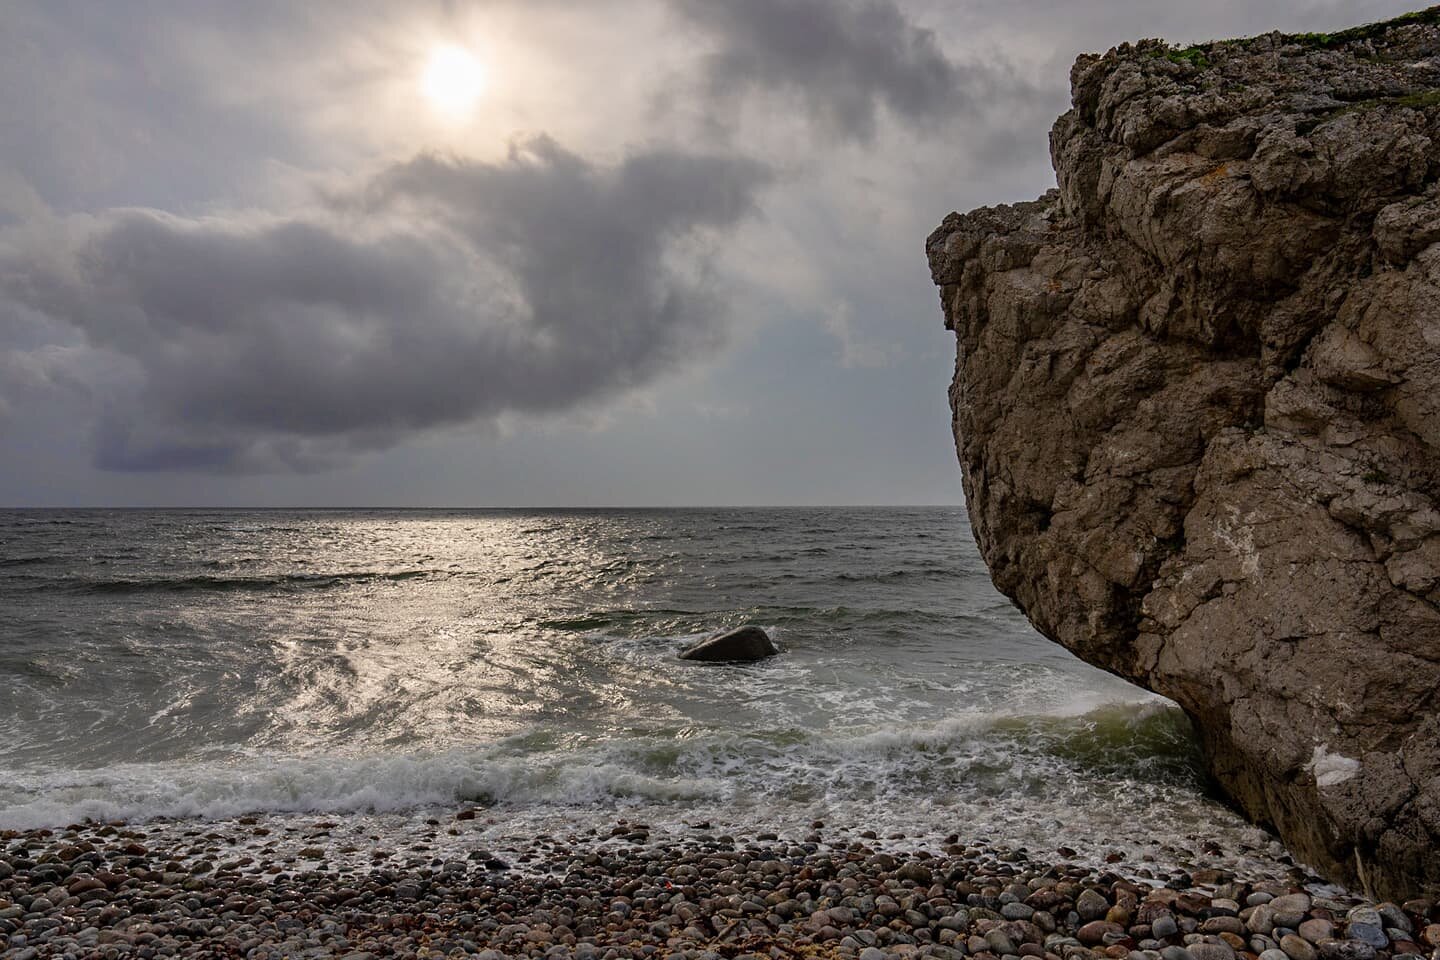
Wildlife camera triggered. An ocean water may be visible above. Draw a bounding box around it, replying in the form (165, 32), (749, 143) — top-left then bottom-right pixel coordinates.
(0, 508), (1285, 870)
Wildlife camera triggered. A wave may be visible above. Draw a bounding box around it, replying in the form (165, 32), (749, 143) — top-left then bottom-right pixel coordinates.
(834, 568), (957, 583)
(0, 556), (51, 567)
(39, 569), (448, 595)
(0, 751), (726, 830)
(0, 700), (1202, 830)
(540, 605), (972, 635)
(539, 609), (705, 631)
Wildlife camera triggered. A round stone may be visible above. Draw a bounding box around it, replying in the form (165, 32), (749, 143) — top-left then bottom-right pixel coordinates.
(1318, 940), (1377, 960)
(1377, 904), (1411, 935)
(1188, 942), (1237, 960)
(1247, 905), (1277, 935)
(1346, 923), (1388, 949)
(1078, 890), (1112, 922)
(1280, 933), (1317, 960)
(1346, 908), (1382, 928)
(1078, 922), (1126, 946)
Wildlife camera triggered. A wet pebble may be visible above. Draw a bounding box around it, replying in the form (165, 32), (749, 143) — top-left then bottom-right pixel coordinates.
(0, 817), (1433, 960)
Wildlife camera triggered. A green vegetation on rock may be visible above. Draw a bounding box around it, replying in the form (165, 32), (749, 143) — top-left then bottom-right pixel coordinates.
(1164, 47), (1211, 69)
(1289, 6), (1440, 48)
(1154, 5), (1440, 69)
(1297, 88), (1440, 135)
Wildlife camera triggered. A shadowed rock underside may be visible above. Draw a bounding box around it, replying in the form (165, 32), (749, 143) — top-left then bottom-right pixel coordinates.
(928, 10), (1440, 898)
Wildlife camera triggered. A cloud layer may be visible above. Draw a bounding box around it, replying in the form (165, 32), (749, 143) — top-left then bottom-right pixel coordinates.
(0, 138), (769, 472)
(674, 0), (984, 142)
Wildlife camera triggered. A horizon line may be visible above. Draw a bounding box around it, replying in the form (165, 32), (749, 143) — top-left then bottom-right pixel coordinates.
(1, 503), (967, 511)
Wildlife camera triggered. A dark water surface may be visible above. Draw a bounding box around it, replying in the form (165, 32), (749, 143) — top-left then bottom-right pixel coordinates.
(0, 508), (1275, 864)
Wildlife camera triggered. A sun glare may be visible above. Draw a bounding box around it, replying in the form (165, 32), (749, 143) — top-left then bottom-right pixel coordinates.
(421, 45), (487, 118)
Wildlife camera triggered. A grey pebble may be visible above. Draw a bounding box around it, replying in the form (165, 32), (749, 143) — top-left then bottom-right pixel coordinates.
(1188, 942), (1237, 960)
(1319, 941), (1377, 960)
(1345, 923), (1388, 949)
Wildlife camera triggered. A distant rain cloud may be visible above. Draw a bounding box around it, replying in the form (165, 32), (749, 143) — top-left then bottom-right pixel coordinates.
(0, 137), (770, 473)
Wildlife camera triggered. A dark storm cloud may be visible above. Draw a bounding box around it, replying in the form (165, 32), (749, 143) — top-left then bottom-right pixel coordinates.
(0, 138), (769, 472)
(673, 0), (999, 142)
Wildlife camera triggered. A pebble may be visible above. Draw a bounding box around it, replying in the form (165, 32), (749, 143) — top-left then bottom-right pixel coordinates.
(1347, 922), (1390, 949)
(1078, 921), (1124, 945)
(1320, 941), (1378, 960)
(0, 817), (1433, 960)
(1189, 942), (1237, 960)
(1250, 905), (1278, 935)
(1380, 903), (1413, 934)
(1079, 889), (1112, 922)
(1271, 895), (1312, 928)
(1348, 907), (1382, 927)
(1281, 932), (1318, 960)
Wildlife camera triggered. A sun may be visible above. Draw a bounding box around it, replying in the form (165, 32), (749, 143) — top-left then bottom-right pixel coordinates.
(421, 45), (487, 118)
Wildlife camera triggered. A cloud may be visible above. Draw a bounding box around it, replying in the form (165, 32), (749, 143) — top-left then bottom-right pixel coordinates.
(672, 0), (1003, 142)
(0, 137), (770, 473)
(821, 302), (903, 369)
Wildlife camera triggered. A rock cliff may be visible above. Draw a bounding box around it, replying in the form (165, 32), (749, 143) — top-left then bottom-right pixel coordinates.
(927, 11), (1440, 898)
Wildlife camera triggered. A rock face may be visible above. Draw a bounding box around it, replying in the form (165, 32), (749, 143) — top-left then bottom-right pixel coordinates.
(927, 11), (1440, 898)
(679, 625), (779, 662)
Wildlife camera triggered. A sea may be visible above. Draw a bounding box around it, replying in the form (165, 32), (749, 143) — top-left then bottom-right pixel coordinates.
(0, 507), (1293, 876)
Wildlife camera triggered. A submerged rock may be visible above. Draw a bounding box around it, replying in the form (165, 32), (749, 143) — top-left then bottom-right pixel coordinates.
(678, 625), (778, 662)
(927, 10), (1440, 898)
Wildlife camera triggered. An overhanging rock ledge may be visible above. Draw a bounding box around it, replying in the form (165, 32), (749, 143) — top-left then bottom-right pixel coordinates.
(927, 10), (1440, 898)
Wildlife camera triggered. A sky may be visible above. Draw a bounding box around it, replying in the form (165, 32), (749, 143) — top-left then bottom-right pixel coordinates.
(0, 0), (1421, 506)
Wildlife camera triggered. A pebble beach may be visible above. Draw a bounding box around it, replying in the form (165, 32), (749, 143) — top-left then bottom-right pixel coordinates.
(3, 810), (1438, 960)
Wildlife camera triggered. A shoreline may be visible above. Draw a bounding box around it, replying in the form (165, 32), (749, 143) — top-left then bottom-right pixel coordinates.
(2, 811), (1436, 960)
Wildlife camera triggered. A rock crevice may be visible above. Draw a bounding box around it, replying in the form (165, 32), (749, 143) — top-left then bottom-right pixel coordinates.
(928, 10), (1440, 898)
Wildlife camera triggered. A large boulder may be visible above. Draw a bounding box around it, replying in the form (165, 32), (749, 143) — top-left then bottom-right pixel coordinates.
(678, 626), (779, 662)
(927, 11), (1440, 898)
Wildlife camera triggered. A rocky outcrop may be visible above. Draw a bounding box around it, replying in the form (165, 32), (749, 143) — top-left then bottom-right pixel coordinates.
(927, 11), (1440, 898)
(679, 625), (779, 662)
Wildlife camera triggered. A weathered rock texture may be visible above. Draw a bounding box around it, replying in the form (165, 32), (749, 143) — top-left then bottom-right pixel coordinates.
(928, 11), (1440, 898)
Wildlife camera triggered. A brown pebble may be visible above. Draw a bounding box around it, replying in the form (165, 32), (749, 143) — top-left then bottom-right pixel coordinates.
(1077, 921), (1124, 946)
